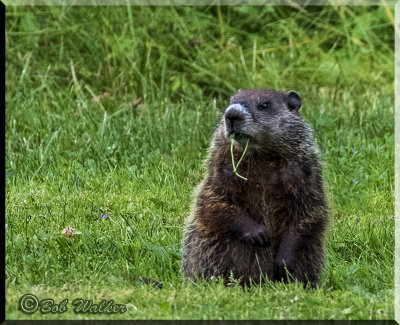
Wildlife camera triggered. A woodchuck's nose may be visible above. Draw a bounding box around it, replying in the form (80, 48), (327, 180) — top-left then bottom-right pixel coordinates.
(225, 104), (247, 135)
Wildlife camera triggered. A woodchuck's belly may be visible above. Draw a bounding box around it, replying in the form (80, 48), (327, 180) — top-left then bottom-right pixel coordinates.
(182, 227), (275, 283)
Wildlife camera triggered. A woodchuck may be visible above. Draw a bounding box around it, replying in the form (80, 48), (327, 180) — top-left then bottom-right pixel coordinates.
(182, 89), (329, 287)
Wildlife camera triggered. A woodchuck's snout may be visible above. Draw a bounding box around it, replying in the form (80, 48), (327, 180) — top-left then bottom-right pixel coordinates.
(182, 88), (329, 287)
(224, 103), (252, 139)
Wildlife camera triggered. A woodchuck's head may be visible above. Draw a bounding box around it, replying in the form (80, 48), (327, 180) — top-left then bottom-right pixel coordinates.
(223, 89), (310, 154)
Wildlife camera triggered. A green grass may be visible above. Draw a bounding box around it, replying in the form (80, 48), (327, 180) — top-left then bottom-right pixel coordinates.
(5, 5), (394, 320)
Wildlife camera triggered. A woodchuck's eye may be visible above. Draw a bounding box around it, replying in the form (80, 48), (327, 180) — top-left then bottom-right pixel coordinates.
(258, 102), (270, 110)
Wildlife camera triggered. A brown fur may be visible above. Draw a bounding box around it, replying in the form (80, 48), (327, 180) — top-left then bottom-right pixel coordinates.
(182, 89), (329, 287)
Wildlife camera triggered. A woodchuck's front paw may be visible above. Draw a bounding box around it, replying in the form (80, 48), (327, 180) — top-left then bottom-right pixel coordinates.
(241, 224), (270, 247)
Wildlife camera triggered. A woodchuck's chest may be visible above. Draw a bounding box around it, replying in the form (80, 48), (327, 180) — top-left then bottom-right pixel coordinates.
(216, 160), (294, 244)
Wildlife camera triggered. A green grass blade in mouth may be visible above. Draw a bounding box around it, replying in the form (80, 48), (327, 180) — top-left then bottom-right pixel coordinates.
(230, 133), (249, 181)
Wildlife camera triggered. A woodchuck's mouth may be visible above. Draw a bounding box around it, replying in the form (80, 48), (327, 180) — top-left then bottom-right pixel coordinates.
(229, 132), (249, 142)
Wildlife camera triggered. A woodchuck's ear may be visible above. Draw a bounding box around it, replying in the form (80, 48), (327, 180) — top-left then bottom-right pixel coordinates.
(286, 90), (302, 111)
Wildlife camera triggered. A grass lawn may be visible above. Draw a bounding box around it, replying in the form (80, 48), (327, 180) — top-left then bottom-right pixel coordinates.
(5, 5), (394, 320)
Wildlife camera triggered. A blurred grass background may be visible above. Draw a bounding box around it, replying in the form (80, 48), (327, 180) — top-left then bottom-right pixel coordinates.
(5, 4), (395, 319)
